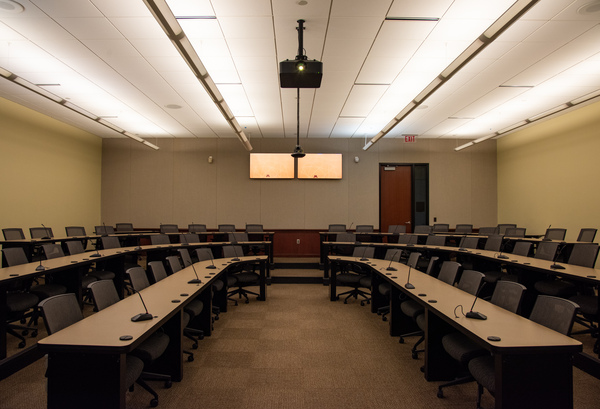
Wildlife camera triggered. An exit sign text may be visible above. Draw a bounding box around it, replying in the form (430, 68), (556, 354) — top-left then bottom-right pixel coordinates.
(404, 135), (416, 143)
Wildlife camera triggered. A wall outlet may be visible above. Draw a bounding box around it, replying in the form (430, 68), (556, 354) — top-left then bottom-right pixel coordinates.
(296, 239), (300, 244)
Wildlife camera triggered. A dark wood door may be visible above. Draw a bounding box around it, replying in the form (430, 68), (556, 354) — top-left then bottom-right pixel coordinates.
(380, 165), (412, 233)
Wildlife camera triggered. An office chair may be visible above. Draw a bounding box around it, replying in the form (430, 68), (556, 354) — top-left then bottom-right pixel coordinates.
(116, 223), (134, 232)
(328, 224), (346, 232)
(65, 226), (86, 236)
(544, 227), (566, 241)
(577, 228), (597, 242)
(159, 224), (179, 234)
(504, 227), (526, 237)
(483, 235), (503, 252)
(150, 234), (171, 245)
(194, 248), (226, 317)
(29, 226), (53, 239)
(376, 249), (404, 320)
(334, 246), (375, 305)
(218, 224), (236, 232)
(2, 228), (26, 240)
(387, 225), (407, 234)
(413, 225), (432, 234)
(355, 225), (374, 232)
(42, 243), (97, 302)
(94, 225), (115, 235)
(179, 233), (200, 245)
(482, 241), (532, 285)
(496, 224), (516, 235)
(65, 240), (115, 281)
(100, 235), (140, 274)
(477, 227), (498, 236)
(330, 232), (356, 257)
(455, 224), (473, 234)
(437, 281), (526, 398)
(468, 295), (578, 409)
(188, 224), (207, 233)
(39, 292), (156, 406)
(433, 223), (449, 233)
(223, 245), (260, 304)
(246, 223), (264, 233)
(458, 236), (480, 250)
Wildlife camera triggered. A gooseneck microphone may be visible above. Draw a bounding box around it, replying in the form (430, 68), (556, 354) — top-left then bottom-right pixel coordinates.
(465, 282), (487, 320)
(35, 254), (46, 271)
(550, 244), (566, 270)
(231, 245), (241, 261)
(348, 222), (354, 232)
(386, 250), (399, 271)
(41, 224), (51, 240)
(496, 235), (508, 259)
(101, 222), (109, 237)
(542, 224), (552, 241)
(131, 291), (153, 322)
(359, 245), (370, 261)
(404, 266), (415, 289)
(187, 261), (202, 284)
(205, 249), (217, 269)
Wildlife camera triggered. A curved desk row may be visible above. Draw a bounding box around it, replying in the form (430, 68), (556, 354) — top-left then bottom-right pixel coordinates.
(329, 255), (582, 409)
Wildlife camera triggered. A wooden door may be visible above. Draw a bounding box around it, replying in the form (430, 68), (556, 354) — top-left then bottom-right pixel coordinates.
(380, 165), (412, 233)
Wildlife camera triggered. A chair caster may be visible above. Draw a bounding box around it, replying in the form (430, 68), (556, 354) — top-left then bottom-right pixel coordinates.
(437, 389), (444, 398)
(18, 341), (26, 348)
(151, 398), (159, 407)
(187, 355), (194, 362)
(192, 343), (198, 350)
(31, 330), (38, 337)
(412, 352), (419, 359)
(165, 380), (172, 389)
(343, 300), (348, 304)
(21, 330), (29, 336)
(399, 337), (404, 344)
(382, 317), (387, 322)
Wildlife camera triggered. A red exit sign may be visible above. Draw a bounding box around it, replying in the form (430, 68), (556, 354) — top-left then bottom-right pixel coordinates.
(404, 135), (417, 143)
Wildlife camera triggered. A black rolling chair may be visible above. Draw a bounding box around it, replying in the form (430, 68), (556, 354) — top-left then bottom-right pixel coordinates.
(328, 224), (346, 233)
(194, 248), (226, 316)
(2, 228), (26, 240)
(496, 224), (516, 235)
(376, 249), (404, 320)
(455, 224), (473, 234)
(65, 226), (88, 248)
(94, 225), (115, 235)
(65, 240), (116, 281)
(188, 224), (207, 233)
(577, 228), (597, 242)
(179, 233), (200, 245)
(42, 243), (97, 302)
(40, 292), (156, 406)
(468, 295), (578, 409)
(335, 246), (375, 305)
(330, 232), (356, 257)
(223, 245), (260, 304)
(218, 224), (236, 232)
(433, 223), (449, 233)
(478, 227), (498, 236)
(437, 281), (526, 398)
(482, 241), (532, 285)
(504, 227), (526, 237)
(150, 234), (171, 245)
(543, 227), (566, 241)
(159, 224), (179, 234)
(29, 226), (54, 239)
(388, 225), (407, 234)
(116, 223), (134, 232)
(413, 225), (432, 234)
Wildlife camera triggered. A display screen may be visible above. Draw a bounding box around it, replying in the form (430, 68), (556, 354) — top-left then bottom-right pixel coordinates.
(297, 153), (343, 179)
(249, 153), (295, 179)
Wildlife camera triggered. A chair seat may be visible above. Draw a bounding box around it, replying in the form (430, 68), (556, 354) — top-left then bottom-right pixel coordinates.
(337, 273), (362, 286)
(126, 355), (145, 389)
(7, 293), (39, 313)
(468, 355), (496, 395)
(29, 284), (67, 300)
(235, 272), (259, 285)
(401, 300), (424, 320)
(358, 275), (371, 288)
(534, 279), (576, 297)
(227, 276), (237, 287)
(442, 332), (488, 365)
(570, 295), (597, 316)
(131, 332), (170, 364)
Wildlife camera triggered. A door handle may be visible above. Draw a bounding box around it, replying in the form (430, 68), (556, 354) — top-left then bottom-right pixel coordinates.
(405, 221), (411, 224)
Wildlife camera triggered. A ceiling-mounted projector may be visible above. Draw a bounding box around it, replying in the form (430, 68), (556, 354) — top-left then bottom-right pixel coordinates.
(279, 19), (322, 88)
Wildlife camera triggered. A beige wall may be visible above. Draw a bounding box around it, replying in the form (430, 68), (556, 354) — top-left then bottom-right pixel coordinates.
(101, 136), (497, 230)
(0, 97), (102, 238)
(497, 100), (600, 242)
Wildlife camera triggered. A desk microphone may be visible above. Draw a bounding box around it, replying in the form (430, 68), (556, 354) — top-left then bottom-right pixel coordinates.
(205, 249), (217, 269)
(386, 251), (399, 271)
(101, 222), (109, 237)
(35, 251), (46, 271)
(231, 245), (241, 261)
(465, 283), (487, 320)
(496, 235), (509, 259)
(187, 261), (202, 284)
(542, 224), (552, 241)
(40, 224), (51, 240)
(359, 245), (370, 261)
(550, 244), (566, 270)
(458, 234), (468, 251)
(404, 266), (415, 289)
(348, 222), (354, 232)
(131, 291), (153, 322)
(89, 246), (102, 258)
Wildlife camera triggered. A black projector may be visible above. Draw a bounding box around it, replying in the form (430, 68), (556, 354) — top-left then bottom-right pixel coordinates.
(279, 59), (323, 88)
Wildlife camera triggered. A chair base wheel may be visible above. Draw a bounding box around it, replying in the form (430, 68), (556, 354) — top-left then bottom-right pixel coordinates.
(412, 352), (419, 359)
(18, 341), (26, 348)
(192, 343), (198, 350)
(165, 380), (172, 389)
(382, 317), (387, 322)
(187, 355), (194, 362)
(437, 389), (444, 398)
(399, 337), (404, 344)
(151, 398), (158, 407)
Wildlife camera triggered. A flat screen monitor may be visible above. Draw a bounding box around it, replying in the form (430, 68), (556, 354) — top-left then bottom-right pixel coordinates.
(297, 153), (342, 179)
(250, 153), (295, 179)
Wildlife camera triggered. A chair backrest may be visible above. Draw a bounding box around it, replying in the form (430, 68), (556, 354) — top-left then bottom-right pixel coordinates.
(42, 243), (65, 259)
(335, 232), (355, 243)
(484, 235), (503, 252)
(65, 226), (86, 236)
(534, 241), (559, 261)
(218, 224), (236, 232)
(95, 225), (115, 235)
(426, 235), (446, 246)
(529, 295), (579, 335)
(512, 241), (532, 257)
(328, 224), (346, 232)
(179, 233), (200, 244)
(2, 228), (25, 240)
(490, 281), (526, 314)
(2, 247), (29, 266)
(229, 232), (249, 243)
(406, 252), (421, 269)
(150, 234), (170, 245)
(356, 225), (374, 233)
(65, 240), (85, 255)
(497, 224), (517, 235)
(459, 236), (480, 249)
(383, 249), (401, 262)
(437, 261), (461, 285)
(101, 236), (121, 249)
(246, 224), (264, 232)
(568, 243), (599, 268)
(30, 226), (53, 239)
(433, 223), (449, 233)
(413, 225), (432, 234)
(115, 223), (134, 232)
(352, 246), (375, 258)
(148, 261), (168, 283)
(166, 256), (183, 274)
(188, 224), (207, 233)
(478, 227), (498, 236)
(457, 270), (484, 296)
(396, 234), (413, 245)
(425, 256), (440, 276)
(544, 228), (566, 241)
(127, 267), (150, 291)
(388, 225), (407, 234)
(38, 293), (83, 335)
(177, 248), (193, 267)
(505, 227), (526, 237)
(223, 245), (243, 258)
(577, 228), (597, 243)
(195, 248), (214, 262)
(454, 224), (473, 234)
(160, 224), (179, 233)
(88, 280), (120, 311)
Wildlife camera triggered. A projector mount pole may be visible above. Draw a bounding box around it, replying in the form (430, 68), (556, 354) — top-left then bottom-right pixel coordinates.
(296, 19), (306, 61)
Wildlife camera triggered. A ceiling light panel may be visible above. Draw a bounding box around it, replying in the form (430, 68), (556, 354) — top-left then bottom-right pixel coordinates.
(165, 0), (215, 16)
(340, 84), (388, 117)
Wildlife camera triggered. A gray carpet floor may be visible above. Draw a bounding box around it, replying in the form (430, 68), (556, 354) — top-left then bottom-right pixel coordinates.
(2, 278), (600, 408)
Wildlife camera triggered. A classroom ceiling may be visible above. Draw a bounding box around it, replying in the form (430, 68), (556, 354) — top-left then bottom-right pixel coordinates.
(1, 0), (600, 150)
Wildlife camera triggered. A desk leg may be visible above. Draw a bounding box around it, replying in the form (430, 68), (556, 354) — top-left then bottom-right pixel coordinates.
(495, 353), (573, 409)
(370, 273), (385, 314)
(156, 310), (184, 382)
(258, 260), (267, 301)
(47, 352), (126, 409)
(329, 261), (337, 301)
(423, 309), (455, 381)
(389, 287), (419, 337)
(0, 289), (6, 360)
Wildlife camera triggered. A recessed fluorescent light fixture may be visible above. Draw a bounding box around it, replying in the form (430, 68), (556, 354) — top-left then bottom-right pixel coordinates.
(385, 17), (440, 21)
